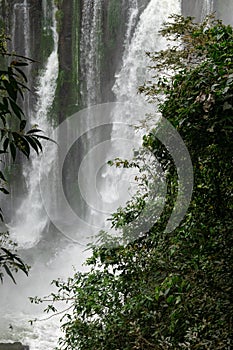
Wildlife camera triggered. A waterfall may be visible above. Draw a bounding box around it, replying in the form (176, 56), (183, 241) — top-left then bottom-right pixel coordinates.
(74, 0), (142, 233)
(201, 0), (214, 19)
(113, 0), (181, 102)
(80, 0), (103, 106)
(12, 0), (30, 56)
(124, 0), (139, 49)
(99, 0), (182, 219)
(79, 0), (181, 237)
(11, 0), (31, 113)
(7, 3), (59, 249)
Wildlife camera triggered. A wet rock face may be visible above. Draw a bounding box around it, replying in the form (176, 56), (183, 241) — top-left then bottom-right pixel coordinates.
(182, 0), (206, 21)
(0, 343), (29, 350)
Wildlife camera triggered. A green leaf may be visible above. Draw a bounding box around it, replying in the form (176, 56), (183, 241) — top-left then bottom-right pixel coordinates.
(20, 119), (27, 131)
(26, 129), (43, 134)
(3, 264), (16, 284)
(11, 61), (28, 67)
(166, 295), (175, 304)
(12, 132), (30, 158)
(9, 98), (23, 120)
(3, 80), (17, 100)
(1, 129), (7, 140)
(31, 136), (43, 152)
(14, 66), (28, 82)
(26, 136), (39, 154)
(34, 134), (57, 144)
(3, 138), (9, 152)
(10, 142), (16, 161)
(0, 187), (9, 194)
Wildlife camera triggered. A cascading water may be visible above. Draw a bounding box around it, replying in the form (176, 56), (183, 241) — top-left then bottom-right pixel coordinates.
(80, 0), (103, 106)
(124, 0), (139, 48)
(114, 0), (181, 102)
(8, 4), (59, 249)
(12, 0), (30, 57)
(96, 0), (141, 209)
(201, 0), (214, 19)
(11, 0), (31, 115)
(97, 0), (181, 222)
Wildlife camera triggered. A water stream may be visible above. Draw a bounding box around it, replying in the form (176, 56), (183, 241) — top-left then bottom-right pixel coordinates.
(8, 3), (58, 249)
(201, 0), (214, 20)
(80, 0), (103, 106)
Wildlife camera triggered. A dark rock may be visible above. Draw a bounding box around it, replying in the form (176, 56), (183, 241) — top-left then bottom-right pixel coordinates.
(0, 343), (29, 350)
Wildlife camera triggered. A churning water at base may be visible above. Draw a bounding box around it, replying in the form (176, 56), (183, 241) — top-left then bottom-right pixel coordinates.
(0, 1), (182, 348)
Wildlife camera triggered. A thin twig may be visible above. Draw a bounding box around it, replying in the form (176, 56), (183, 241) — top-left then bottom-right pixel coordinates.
(33, 305), (73, 322)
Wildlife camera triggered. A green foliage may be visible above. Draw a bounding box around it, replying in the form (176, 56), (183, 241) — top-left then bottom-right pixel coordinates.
(0, 232), (29, 283)
(0, 33), (52, 283)
(54, 0), (63, 7)
(0, 36), (52, 163)
(32, 16), (233, 349)
(55, 10), (64, 33)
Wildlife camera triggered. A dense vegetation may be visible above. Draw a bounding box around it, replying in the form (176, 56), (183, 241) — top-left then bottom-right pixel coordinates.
(0, 32), (50, 283)
(33, 15), (232, 349)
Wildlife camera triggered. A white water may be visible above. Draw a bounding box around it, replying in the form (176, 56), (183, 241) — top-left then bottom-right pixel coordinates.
(0, 1), (182, 349)
(12, 0), (30, 57)
(80, 0), (103, 106)
(83, 0), (181, 233)
(113, 0), (181, 102)
(124, 0), (139, 49)
(98, 0), (181, 226)
(8, 5), (59, 249)
(201, 0), (214, 20)
(113, 0), (181, 104)
(11, 0), (31, 114)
